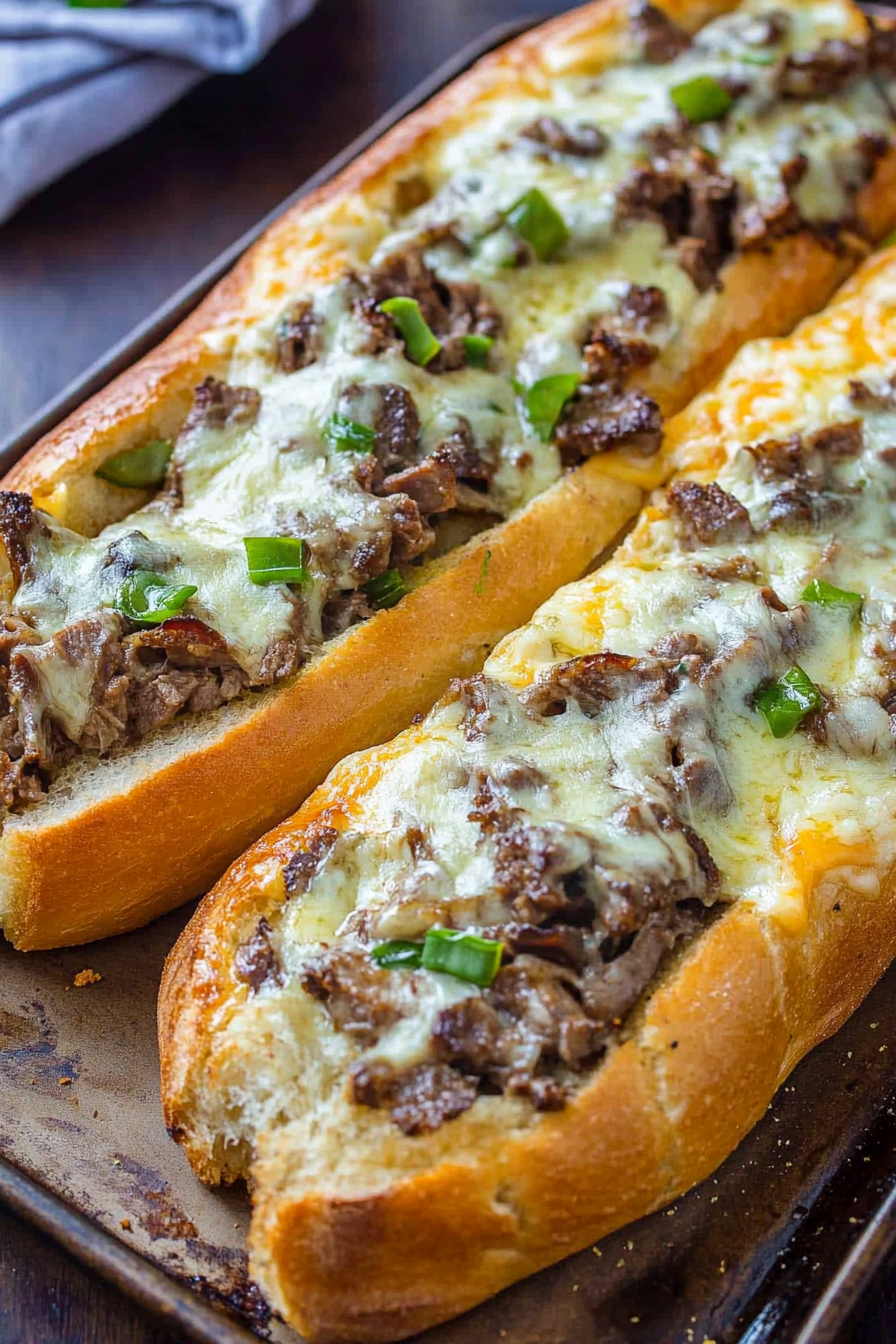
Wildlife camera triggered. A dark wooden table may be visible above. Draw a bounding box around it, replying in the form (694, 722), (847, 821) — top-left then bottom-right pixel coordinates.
(0, 1), (895, 1340)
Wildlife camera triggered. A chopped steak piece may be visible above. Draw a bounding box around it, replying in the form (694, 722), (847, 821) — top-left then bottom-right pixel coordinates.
(519, 116), (608, 158)
(350, 1060), (477, 1135)
(302, 947), (402, 1044)
(849, 374), (896, 411)
(580, 907), (698, 1028)
(629, 0), (691, 64)
(555, 385), (663, 462)
(183, 377), (262, 433)
(322, 590), (375, 638)
(616, 283), (669, 331)
(283, 826), (339, 895)
(235, 917), (282, 993)
(779, 39), (866, 98)
(338, 382), (421, 474)
(129, 617), (231, 665)
(374, 384), (422, 470)
(386, 493), (435, 563)
(582, 328), (657, 381)
(276, 300), (320, 372)
(765, 485), (817, 532)
(667, 480), (753, 547)
(0, 492), (36, 591)
(498, 922), (589, 970)
(443, 673), (519, 742)
(521, 652), (673, 717)
(381, 456), (457, 513)
(616, 146), (736, 287)
(433, 417), (495, 485)
(357, 241), (502, 373)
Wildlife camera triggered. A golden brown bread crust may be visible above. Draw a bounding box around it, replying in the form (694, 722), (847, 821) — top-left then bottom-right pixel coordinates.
(5, 0), (896, 950)
(160, 241), (896, 1342)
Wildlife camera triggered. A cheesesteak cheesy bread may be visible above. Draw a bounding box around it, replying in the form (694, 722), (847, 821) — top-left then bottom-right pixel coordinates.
(162, 244), (896, 1343)
(3, 0), (896, 952)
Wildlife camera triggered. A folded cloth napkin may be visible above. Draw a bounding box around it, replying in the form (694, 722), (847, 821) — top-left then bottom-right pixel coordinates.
(0, 0), (317, 224)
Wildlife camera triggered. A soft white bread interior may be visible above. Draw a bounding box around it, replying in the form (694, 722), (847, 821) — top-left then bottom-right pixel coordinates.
(161, 245), (896, 1342)
(5, 0), (896, 950)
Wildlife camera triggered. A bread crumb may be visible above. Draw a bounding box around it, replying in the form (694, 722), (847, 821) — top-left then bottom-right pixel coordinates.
(626, 1239), (634, 1251)
(616, 1259), (625, 1268)
(93, 1110), (99, 1119)
(572, 1284), (579, 1292)
(592, 1246), (601, 1257)
(120, 1218), (131, 1231)
(112, 1159), (121, 1167)
(58, 1077), (72, 1086)
(74, 969), (102, 987)
(630, 1317), (640, 1324)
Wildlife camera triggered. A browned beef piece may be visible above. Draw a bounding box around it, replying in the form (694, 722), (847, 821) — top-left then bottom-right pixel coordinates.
(857, 131), (890, 181)
(617, 283), (669, 331)
(129, 616), (231, 665)
(283, 825), (339, 895)
(0, 492), (36, 591)
(765, 485), (817, 532)
(468, 775), (595, 925)
(443, 673), (519, 742)
(747, 434), (805, 481)
(80, 673), (130, 753)
(870, 21), (896, 75)
(301, 947), (402, 1044)
(433, 417), (495, 485)
(380, 455), (457, 513)
(779, 39), (866, 98)
(276, 300), (319, 372)
(616, 147), (736, 288)
(696, 554), (761, 583)
(581, 906), (698, 1028)
(128, 669), (202, 738)
(374, 383), (421, 469)
(629, 0), (691, 64)
(183, 377), (262, 433)
(582, 328), (657, 381)
(555, 384), (663, 462)
(806, 420), (863, 459)
(258, 638), (305, 685)
(747, 422), (862, 488)
(520, 652), (673, 718)
(490, 957), (603, 1073)
(674, 238), (714, 293)
(849, 374), (896, 411)
(0, 751), (44, 808)
(350, 1060), (477, 1135)
(520, 116), (608, 158)
(667, 480), (753, 547)
(386, 493), (435, 563)
(616, 164), (690, 240)
(322, 590), (375, 638)
(733, 197), (800, 249)
(235, 917), (282, 993)
(338, 382), (421, 474)
(357, 242), (502, 373)
(498, 923), (589, 970)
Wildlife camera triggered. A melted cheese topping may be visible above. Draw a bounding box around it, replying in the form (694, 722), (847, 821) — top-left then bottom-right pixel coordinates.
(12, 0), (891, 700)
(259, 249), (896, 1082)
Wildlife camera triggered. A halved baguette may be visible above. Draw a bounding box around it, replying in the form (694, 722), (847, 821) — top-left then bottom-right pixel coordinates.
(160, 244), (896, 1343)
(4, 0), (896, 950)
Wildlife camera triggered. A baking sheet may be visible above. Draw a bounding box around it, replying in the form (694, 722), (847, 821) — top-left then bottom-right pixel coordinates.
(4, 7), (896, 1342)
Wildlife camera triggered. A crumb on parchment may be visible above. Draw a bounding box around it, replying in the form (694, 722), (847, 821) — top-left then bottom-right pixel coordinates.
(74, 969), (102, 987)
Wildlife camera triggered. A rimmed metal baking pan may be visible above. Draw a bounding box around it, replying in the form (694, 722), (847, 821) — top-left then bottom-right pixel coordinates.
(3, 10), (896, 1343)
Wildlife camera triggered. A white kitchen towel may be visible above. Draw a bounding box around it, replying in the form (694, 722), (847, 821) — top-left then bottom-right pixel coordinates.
(0, 0), (318, 224)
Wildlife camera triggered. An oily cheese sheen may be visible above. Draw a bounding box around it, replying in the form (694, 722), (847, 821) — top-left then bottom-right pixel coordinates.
(161, 244), (896, 1343)
(4, 0), (896, 952)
